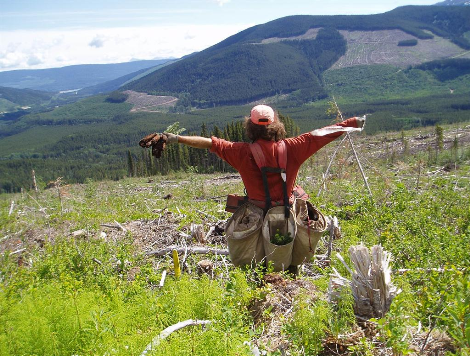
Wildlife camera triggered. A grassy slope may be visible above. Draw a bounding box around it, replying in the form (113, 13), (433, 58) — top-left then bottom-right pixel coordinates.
(0, 127), (469, 355)
(324, 65), (470, 101)
(0, 98), (17, 113)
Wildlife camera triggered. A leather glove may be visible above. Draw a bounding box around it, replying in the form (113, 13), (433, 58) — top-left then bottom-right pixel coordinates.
(163, 132), (179, 144)
(151, 137), (166, 158)
(139, 132), (167, 158)
(355, 115), (366, 129)
(139, 132), (162, 148)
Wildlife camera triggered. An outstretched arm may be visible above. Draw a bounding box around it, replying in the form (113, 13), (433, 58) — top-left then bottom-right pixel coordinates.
(309, 116), (366, 137)
(165, 132), (212, 149)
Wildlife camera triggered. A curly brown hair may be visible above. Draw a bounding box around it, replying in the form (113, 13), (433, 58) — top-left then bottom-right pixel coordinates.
(244, 116), (286, 142)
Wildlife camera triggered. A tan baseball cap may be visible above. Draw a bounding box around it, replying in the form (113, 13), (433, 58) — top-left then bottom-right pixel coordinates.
(250, 105), (274, 125)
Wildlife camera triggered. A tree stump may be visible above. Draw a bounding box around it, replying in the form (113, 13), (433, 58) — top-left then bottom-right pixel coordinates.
(328, 244), (399, 319)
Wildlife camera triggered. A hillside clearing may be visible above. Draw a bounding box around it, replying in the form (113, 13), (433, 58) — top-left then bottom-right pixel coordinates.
(260, 27), (470, 69)
(123, 90), (178, 112)
(331, 30), (470, 69)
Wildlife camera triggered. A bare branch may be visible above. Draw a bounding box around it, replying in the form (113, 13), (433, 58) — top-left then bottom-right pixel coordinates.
(141, 319), (212, 355)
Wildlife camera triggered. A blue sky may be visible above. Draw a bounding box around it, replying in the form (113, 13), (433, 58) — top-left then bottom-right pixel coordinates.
(0, 0), (440, 71)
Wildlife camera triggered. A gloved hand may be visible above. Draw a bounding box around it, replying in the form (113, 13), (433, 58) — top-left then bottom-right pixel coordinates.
(139, 132), (167, 158)
(355, 115), (366, 129)
(151, 137), (166, 158)
(139, 132), (161, 148)
(163, 132), (179, 144)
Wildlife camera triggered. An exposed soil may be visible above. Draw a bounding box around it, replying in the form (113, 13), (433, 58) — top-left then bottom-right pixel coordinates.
(332, 29), (470, 69)
(123, 90), (178, 112)
(260, 27), (470, 69)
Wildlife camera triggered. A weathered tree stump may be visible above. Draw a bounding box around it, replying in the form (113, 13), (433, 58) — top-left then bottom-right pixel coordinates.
(328, 244), (399, 319)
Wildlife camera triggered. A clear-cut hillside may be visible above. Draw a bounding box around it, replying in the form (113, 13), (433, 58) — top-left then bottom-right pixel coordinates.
(331, 30), (470, 69)
(125, 6), (470, 107)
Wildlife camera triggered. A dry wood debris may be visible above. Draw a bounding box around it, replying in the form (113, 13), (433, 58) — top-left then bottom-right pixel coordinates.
(328, 245), (399, 319)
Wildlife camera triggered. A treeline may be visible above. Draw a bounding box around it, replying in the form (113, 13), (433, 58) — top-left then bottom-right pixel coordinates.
(127, 113), (300, 177)
(212, 6), (470, 50)
(0, 113), (299, 193)
(415, 59), (470, 81)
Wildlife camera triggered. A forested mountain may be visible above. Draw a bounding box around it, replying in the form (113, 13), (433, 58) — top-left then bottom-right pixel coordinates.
(125, 6), (470, 107)
(0, 86), (55, 119)
(2, 6), (470, 192)
(0, 59), (174, 92)
(0, 87), (53, 108)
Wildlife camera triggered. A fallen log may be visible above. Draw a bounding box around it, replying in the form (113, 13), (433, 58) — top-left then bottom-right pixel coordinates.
(114, 220), (127, 232)
(146, 246), (229, 257)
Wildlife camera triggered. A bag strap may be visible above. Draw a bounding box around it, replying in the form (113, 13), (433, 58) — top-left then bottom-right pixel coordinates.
(277, 140), (287, 171)
(250, 141), (287, 170)
(249, 141), (290, 218)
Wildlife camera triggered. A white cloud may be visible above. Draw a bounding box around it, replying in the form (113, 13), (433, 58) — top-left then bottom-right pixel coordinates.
(212, 0), (231, 6)
(0, 51), (24, 70)
(89, 35), (106, 48)
(0, 24), (249, 71)
(27, 54), (44, 66)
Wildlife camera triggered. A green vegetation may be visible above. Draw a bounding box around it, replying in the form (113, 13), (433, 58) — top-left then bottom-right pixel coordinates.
(1, 129), (469, 354)
(105, 91), (129, 103)
(271, 229), (293, 245)
(126, 28), (346, 107)
(0, 86), (53, 107)
(397, 39), (418, 46)
(415, 58), (470, 81)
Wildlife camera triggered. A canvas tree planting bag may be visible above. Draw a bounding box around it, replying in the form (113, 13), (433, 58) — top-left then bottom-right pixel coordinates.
(291, 199), (327, 266)
(262, 205), (297, 272)
(225, 202), (265, 267)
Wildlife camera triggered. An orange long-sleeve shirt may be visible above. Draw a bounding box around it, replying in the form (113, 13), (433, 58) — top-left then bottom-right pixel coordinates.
(210, 117), (361, 203)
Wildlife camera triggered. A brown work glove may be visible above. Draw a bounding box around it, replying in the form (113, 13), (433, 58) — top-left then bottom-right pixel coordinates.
(139, 132), (161, 148)
(139, 132), (168, 158)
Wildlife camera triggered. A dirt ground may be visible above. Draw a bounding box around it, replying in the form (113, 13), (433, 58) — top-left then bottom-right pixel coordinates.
(123, 90), (178, 112)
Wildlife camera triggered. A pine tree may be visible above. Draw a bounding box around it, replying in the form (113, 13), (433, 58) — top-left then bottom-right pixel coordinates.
(435, 125), (444, 152)
(127, 150), (135, 177)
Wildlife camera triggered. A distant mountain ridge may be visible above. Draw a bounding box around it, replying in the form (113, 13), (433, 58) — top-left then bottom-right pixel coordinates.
(0, 59), (174, 92)
(124, 6), (470, 108)
(435, 0), (470, 5)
